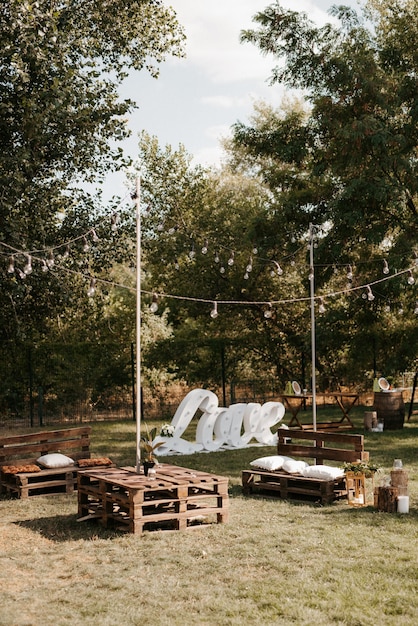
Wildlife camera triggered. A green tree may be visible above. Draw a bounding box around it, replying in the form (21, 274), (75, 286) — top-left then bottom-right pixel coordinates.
(135, 132), (312, 390)
(0, 0), (184, 341)
(227, 0), (418, 381)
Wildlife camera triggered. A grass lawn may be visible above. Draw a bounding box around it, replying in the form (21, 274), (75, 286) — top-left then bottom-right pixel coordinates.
(1, 405), (418, 625)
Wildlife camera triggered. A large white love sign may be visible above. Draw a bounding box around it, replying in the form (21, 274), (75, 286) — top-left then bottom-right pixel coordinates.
(153, 389), (285, 456)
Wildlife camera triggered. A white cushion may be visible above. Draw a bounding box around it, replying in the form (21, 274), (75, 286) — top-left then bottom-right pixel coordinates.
(249, 455), (293, 471)
(302, 465), (345, 480)
(282, 459), (309, 474)
(37, 453), (75, 468)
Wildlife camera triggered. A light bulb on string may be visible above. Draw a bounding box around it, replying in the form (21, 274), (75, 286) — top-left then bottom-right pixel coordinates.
(244, 272), (249, 280)
(91, 228), (99, 243)
(46, 251), (55, 268)
(264, 303), (273, 319)
(150, 293), (159, 313)
(23, 255), (32, 275)
(366, 286), (375, 301)
(246, 257), (253, 273)
(41, 259), (48, 272)
(407, 270), (415, 285)
(111, 213), (120, 232)
(7, 256), (14, 273)
(228, 251), (234, 266)
(17, 268), (26, 279)
(384, 303), (391, 313)
(62, 245), (70, 259)
(214, 251), (220, 263)
(87, 278), (96, 298)
(201, 240), (208, 255)
(347, 265), (353, 280)
(252, 246), (258, 255)
(157, 222), (164, 232)
(220, 266), (226, 274)
(318, 298), (326, 314)
(189, 245), (196, 260)
(168, 225), (178, 235)
(398, 306), (404, 315)
(383, 259), (389, 274)
(174, 258), (179, 270)
(210, 302), (218, 319)
(83, 236), (90, 252)
(270, 261), (283, 276)
(308, 266), (314, 281)
(414, 301), (418, 315)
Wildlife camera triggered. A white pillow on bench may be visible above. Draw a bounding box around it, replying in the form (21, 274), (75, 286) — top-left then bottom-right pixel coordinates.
(282, 459), (309, 474)
(249, 455), (293, 471)
(302, 465), (344, 480)
(37, 453), (75, 468)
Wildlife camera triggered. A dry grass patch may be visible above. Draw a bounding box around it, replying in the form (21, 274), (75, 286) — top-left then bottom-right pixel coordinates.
(1, 413), (418, 625)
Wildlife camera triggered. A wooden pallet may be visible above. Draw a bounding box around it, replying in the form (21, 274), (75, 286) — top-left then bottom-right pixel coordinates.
(242, 468), (347, 505)
(77, 465), (229, 533)
(1, 466), (78, 498)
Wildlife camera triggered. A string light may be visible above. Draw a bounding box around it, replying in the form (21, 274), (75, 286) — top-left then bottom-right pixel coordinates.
(23, 255), (32, 275)
(201, 240), (208, 255)
(318, 297), (326, 314)
(363, 285), (375, 301)
(46, 251), (55, 268)
(227, 251), (235, 266)
(407, 270), (415, 285)
(150, 292), (159, 313)
(214, 251), (220, 263)
(264, 302), (273, 319)
(7, 256), (14, 273)
(111, 213), (120, 232)
(210, 301), (218, 318)
(91, 228), (100, 243)
(308, 266), (314, 281)
(246, 257), (253, 273)
(270, 261), (283, 276)
(383, 259), (389, 274)
(414, 301), (418, 315)
(87, 277), (96, 297)
(347, 265), (353, 280)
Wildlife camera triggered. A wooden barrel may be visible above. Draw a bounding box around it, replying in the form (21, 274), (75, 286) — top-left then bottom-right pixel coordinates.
(373, 391), (405, 430)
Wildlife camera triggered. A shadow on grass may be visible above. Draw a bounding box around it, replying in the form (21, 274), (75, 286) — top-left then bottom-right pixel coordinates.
(16, 515), (121, 542)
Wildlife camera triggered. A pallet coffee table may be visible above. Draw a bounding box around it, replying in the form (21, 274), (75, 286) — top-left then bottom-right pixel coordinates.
(77, 464), (229, 533)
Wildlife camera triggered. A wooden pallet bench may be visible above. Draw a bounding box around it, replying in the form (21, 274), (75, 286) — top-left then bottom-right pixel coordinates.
(77, 464), (229, 533)
(0, 426), (108, 498)
(242, 428), (369, 505)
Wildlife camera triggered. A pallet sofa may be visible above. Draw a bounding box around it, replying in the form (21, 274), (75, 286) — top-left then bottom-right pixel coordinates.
(242, 428), (369, 505)
(0, 426), (112, 498)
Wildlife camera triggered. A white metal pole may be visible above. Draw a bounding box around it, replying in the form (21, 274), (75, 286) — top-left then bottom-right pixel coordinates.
(135, 176), (142, 472)
(309, 223), (317, 431)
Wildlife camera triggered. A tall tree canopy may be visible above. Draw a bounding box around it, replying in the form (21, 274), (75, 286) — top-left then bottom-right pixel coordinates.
(0, 0), (184, 341)
(226, 0), (418, 379)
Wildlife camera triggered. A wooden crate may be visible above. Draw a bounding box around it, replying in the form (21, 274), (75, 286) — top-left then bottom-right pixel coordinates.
(77, 465), (229, 533)
(242, 468), (347, 505)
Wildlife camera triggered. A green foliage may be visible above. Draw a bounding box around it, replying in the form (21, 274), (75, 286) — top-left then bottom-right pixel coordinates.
(0, 0), (184, 342)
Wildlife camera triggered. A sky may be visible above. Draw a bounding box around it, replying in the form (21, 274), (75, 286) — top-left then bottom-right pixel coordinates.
(106, 0), (360, 198)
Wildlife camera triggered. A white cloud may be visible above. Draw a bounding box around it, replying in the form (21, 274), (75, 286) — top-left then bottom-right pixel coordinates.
(169, 0), (338, 83)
